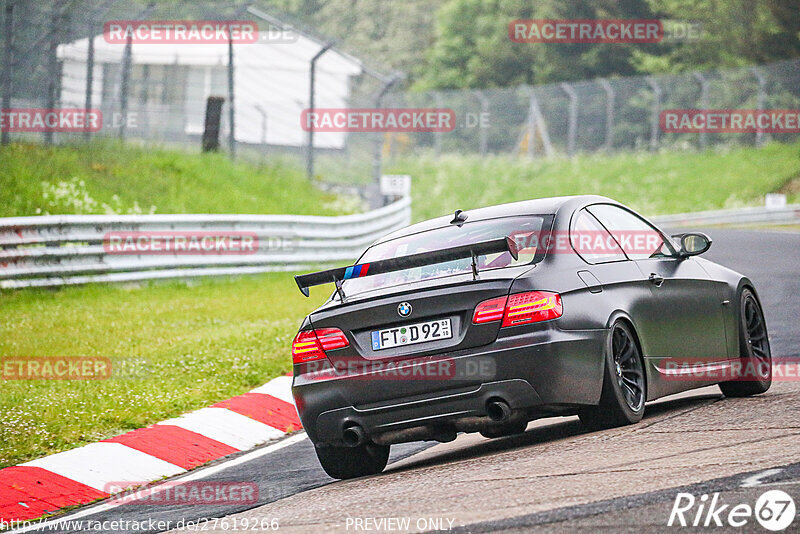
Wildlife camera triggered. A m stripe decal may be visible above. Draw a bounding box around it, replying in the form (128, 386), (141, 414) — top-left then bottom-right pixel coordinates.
(343, 264), (370, 280)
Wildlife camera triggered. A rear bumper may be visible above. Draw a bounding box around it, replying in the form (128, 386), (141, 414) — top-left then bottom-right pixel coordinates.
(316, 379), (541, 446)
(293, 326), (606, 445)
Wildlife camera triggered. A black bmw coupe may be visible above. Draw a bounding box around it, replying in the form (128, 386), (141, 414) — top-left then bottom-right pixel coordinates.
(291, 196), (772, 479)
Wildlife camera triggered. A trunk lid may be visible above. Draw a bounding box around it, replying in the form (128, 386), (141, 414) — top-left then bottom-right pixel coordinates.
(309, 265), (532, 362)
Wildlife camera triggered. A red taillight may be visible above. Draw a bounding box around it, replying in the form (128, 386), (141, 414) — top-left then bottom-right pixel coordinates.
(473, 291), (562, 327)
(473, 296), (508, 324)
(501, 291), (562, 327)
(315, 328), (349, 351)
(291, 328), (349, 364)
(292, 330), (324, 363)
(292, 328), (350, 363)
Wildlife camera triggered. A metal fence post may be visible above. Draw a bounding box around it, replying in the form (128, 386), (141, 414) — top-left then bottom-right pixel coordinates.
(1, 0), (14, 146)
(227, 29), (236, 159)
(371, 75), (400, 208)
(118, 33), (132, 139)
(45, 1), (67, 145)
(600, 79), (615, 152)
(255, 104), (267, 164)
(524, 87), (537, 158)
(560, 83), (577, 157)
(201, 96), (224, 152)
(524, 87), (554, 158)
(254, 105), (267, 145)
(83, 21), (95, 142)
(646, 77), (661, 151)
(751, 67), (766, 147)
(693, 71), (709, 150)
(476, 91), (488, 156)
(434, 91), (442, 158)
(306, 42), (333, 180)
(116, 3), (155, 141)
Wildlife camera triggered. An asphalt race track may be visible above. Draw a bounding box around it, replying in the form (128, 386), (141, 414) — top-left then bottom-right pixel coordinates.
(16, 228), (800, 534)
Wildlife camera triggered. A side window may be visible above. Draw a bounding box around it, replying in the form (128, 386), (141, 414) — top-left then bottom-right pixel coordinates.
(570, 209), (627, 264)
(587, 204), (676, 260)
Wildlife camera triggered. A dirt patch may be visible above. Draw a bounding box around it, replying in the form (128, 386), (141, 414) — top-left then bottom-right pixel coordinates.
(777, 175), (800, 195)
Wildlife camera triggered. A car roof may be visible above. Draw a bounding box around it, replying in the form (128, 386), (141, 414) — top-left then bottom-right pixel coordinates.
(375, 194), (618, 245)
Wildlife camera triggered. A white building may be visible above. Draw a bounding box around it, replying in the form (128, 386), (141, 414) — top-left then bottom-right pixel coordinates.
(57, 28), (363, 149)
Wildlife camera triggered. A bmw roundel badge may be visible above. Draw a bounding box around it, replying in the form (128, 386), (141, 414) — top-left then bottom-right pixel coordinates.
(397, 302), (412, 317)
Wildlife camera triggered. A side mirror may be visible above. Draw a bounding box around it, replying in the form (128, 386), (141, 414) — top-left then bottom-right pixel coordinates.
(673, 232), (712, 257)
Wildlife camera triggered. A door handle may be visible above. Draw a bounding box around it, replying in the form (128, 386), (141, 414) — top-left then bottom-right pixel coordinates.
(648, 273), (665, 287)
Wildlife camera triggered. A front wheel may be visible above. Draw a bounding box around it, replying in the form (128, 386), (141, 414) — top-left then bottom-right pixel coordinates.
(579, 321), (646, 431)
(315, 442), (390, 480)
(719, 288), (772, 397)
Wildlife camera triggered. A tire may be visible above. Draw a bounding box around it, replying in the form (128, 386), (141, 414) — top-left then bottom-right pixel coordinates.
(579, 321), (647, 431)
(314, 442), (390, 480)
(480, 420), (528, 439)
(719, 288), (772, 397)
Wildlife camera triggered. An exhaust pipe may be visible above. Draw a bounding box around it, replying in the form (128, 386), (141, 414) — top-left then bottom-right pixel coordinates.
(486, 400), (512, 422)
(342, 425), (367, 447)
(372, 425), (457, 446)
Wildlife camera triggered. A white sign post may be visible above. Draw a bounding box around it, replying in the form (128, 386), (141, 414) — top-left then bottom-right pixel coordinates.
(765, 193), (787, 209)
(380, 175), (411, 198)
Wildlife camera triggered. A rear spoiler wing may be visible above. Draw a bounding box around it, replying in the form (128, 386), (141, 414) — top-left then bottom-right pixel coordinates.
(294, 236), (518, 297)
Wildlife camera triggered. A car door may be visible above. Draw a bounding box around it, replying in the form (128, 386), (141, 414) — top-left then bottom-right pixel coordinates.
(586, 204), (729, 366)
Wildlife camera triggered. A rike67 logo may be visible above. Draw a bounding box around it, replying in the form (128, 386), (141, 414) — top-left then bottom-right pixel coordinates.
(669, 490), (796, 531)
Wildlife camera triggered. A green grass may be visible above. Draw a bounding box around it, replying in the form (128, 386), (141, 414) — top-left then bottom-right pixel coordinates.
(2, 141), (799, 469)
(0, 141), (358, 217)
(382, 143), (800, 222)
(3, 141), (798, 222)
(0, 273), (327, 468)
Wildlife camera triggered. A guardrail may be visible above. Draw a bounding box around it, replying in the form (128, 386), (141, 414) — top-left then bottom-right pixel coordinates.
(651, 204), (800, 228)
(0, 196), (411, 289)
(2, 200), (797, 290)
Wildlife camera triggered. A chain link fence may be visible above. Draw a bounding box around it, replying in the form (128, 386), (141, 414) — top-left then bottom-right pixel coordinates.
(376, 59), (800, 161)
(0, 0), (388, 177)
(1, 1), (799, 191)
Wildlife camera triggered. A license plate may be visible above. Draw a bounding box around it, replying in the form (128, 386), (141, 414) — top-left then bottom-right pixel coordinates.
(371, 319), (452, 351)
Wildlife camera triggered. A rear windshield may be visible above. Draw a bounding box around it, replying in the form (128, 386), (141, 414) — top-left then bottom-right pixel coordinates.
(343, 216), (547, 295)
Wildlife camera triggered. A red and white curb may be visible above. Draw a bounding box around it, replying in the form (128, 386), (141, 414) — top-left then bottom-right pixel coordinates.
(0, 375), (299, 523)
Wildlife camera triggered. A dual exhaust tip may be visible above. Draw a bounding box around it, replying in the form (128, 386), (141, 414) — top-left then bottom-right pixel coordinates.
(342, 425), (367, 447)
(341, 399), (512, 447)
(486, 399), (512, 422)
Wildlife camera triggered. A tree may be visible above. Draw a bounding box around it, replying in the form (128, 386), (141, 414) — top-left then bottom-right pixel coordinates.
(263, 0), (443, 83)
(634, 0), (800, 73)
(413, 0), (659, 90)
